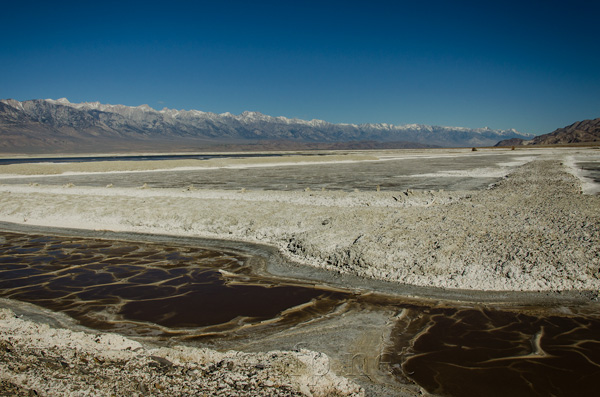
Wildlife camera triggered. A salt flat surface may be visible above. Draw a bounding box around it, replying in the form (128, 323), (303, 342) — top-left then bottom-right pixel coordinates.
(0, 147), (599, 397)
(0, 147), (598, 293)
(0, 149), (541, 192)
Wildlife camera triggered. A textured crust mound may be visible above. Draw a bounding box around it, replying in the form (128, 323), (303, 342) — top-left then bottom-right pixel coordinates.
(0, 308), (363, 396)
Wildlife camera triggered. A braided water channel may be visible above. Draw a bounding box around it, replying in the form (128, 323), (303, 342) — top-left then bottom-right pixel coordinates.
(1, 230), (599, 396)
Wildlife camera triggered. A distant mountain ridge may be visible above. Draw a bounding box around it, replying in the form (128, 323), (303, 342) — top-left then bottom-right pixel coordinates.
(496, 117), (600, 147)
(0, 98), (534, 153)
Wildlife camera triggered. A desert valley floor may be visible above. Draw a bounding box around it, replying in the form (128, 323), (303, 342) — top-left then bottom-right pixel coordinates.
(0, 147), (599, 396)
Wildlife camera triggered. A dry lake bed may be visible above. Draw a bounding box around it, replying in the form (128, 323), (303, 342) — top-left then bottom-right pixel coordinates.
(0, 147), (599, 396)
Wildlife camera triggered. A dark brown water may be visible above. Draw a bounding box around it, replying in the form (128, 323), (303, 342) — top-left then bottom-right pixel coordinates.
(0, 232), (346, 337)
(388, 305), (600, 396)
(1, 231), (600, 396)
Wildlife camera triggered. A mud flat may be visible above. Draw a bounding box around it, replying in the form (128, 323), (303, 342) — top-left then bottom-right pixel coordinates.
(0, 227), (411, 396)
(3, 228), (599, 397)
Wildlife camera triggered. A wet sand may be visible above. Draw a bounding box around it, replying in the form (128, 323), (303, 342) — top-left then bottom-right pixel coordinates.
(0, 153), (378, 176)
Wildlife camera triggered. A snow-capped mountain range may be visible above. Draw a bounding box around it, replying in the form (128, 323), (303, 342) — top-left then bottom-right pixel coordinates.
(0, 98), (534, 153)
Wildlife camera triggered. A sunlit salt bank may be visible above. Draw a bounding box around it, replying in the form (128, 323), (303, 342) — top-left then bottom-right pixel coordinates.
(565, 153), (600, 195)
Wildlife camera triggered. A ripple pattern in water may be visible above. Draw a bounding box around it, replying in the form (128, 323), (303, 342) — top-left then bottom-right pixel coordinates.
(0, 232), (345, 337)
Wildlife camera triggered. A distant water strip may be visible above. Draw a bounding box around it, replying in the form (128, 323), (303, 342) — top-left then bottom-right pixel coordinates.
(0, 153), (287, 165)
(577, 160), (600, 194)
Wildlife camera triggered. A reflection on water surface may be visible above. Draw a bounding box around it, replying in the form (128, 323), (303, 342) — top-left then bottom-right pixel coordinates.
(578, 160), (600, 194)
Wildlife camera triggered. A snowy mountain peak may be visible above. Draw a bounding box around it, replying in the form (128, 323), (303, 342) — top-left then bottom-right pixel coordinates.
(136, 104), (155, 112)
(159, 107), (181, 117)
(0, 98), (25, 110)
(44, 97), (71, 105)
(73, 101), (103, 110)
(1, 98), (534, 148)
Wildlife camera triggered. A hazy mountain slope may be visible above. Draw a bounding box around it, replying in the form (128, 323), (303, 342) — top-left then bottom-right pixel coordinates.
(496, 117), (600, 147)
(0, 98), (533, 153)
(530, 118), (600, 145)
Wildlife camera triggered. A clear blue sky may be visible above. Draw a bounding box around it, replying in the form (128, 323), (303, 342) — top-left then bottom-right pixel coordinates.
(1, 0), (599, 135)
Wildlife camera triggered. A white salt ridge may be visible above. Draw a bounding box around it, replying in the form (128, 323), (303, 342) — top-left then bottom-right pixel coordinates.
(564, 155), (600, 195)
(0, 308), (364, 396)
(407, 167), (510, 178)
(407, 157), (537, 179)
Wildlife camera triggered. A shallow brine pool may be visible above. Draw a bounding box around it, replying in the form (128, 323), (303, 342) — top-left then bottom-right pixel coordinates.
(1, 231), (599, 396)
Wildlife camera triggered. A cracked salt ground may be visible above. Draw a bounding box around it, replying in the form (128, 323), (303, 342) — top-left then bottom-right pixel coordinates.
(1, 153), (599, 292)
(0, 151), (537, 192)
